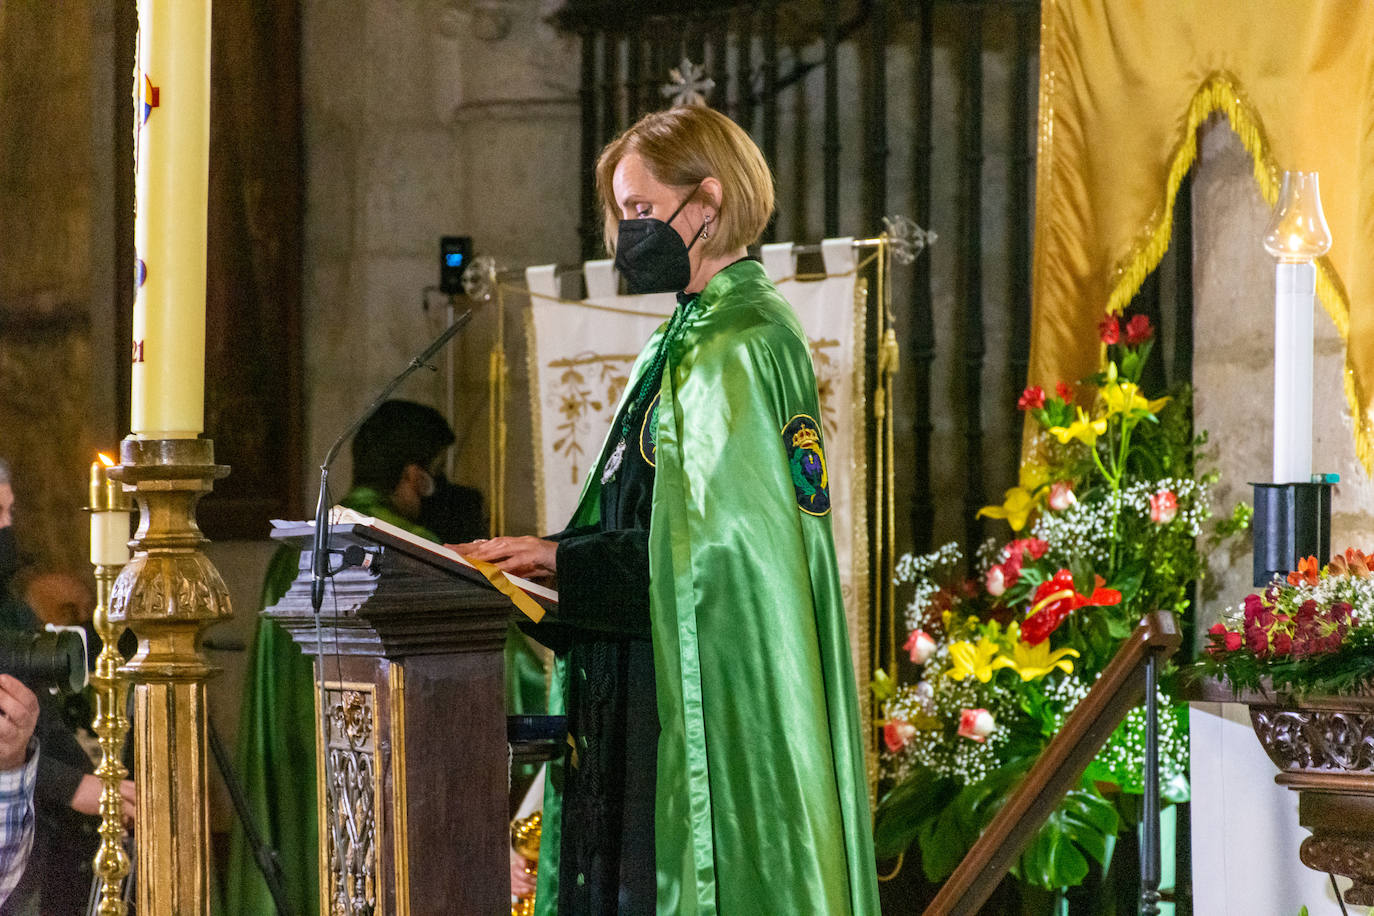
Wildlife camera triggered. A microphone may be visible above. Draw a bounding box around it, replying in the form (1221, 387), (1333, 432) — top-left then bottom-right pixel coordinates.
(310, 310), (473, 611)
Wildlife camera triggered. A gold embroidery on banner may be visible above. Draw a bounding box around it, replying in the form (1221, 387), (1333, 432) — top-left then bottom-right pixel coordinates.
(808, 337), (843, 442)
(547, 352), (637, 485)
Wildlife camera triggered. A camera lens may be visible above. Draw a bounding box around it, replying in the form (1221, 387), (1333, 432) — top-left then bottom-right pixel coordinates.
(0, 630), (85, 693)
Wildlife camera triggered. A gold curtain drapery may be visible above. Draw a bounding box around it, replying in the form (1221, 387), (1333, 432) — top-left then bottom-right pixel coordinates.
(1030, 0), (1374, 471)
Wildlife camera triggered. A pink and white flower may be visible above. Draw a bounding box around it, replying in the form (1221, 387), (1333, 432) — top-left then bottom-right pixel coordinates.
(985, 565), (1007, 597)
(884, 718), (917, 752)
(904, 629), (937, 665)
(958, 708), (996, 742)
(1048, 481), (1076, 512)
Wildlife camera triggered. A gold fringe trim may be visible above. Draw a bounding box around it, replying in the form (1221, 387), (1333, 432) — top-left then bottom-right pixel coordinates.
(1096, 71), (1373, 475)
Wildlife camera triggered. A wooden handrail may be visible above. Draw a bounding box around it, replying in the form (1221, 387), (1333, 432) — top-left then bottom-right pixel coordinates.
(922, 611), (1182, 916)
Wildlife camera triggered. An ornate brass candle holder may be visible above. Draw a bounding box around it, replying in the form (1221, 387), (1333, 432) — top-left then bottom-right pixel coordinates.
(511, 811), (542, 916)
(88, 455), (135, 916)
(108, 438), (232, 915)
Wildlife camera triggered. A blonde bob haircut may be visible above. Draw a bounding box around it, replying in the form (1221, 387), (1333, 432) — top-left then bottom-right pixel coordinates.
(596, 106), (775, 260)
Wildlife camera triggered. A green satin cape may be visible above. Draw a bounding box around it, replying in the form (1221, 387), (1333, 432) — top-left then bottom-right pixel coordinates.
(535, 260), (879, 915)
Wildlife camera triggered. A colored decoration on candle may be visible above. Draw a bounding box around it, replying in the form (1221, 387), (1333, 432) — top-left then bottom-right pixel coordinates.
(1262, 171), (1332, 484)
(90, 454), (134, 567)
(130, 0), (211, 439)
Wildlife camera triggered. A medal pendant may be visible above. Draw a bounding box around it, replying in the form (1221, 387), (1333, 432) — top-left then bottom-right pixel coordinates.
(602, 439), (627, 484)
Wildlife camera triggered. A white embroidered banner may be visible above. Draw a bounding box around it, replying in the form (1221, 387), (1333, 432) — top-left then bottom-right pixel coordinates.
(525, 243), (868, 681)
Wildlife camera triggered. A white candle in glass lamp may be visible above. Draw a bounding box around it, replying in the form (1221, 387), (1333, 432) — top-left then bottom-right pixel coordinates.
(90, 455), (133, 567)
(130, 0), (211, 439)
(1262, 171), (1332, 483)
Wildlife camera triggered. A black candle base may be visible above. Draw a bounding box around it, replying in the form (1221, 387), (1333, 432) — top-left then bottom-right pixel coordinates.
(1251, 481), (1333, 587)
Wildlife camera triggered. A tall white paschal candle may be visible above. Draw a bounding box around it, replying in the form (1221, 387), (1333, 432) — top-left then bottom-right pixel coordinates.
(1272, 262), (1315, 482)
(1262, 170), (1332, 483)
(130, 0), (211, 439)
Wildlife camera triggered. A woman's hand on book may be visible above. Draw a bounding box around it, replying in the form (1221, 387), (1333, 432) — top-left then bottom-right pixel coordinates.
(451, 536), (557, 581)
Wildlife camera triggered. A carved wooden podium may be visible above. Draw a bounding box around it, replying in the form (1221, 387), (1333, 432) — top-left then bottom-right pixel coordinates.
(266, 521), (545, 916)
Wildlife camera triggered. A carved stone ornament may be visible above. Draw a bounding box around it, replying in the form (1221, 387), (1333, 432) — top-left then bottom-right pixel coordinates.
(323, 688), (379, 916)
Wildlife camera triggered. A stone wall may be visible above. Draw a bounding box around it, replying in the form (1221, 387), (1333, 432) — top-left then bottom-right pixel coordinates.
(300, 0), (582, 542)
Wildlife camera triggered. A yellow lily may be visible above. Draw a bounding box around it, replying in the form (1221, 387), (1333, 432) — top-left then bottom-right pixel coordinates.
(1010, 639), (1080, 681)
(947, 637), (1015, 683)
(1100, 363), (1169, 418)
(977, 486), (1037, 531)
(977, 463), (1050, 531)
(1048, 406), (1107, 446)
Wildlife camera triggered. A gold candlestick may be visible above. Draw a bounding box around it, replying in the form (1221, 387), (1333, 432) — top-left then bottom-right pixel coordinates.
(89, 453), (135, 916)
(108, 438), (231, 916)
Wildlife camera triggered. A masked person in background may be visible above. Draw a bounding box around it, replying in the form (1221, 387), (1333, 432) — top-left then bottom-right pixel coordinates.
(0, 459), (134, 916)
(224, 400), (545, 915)
(458, 106), (879, 915)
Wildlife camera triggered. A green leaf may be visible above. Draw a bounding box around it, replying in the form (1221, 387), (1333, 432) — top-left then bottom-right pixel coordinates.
(916, 797), (974, 881)
(872, 768), (956, 859)
(1105, 614), (1134, 639)
(871, 668), (896, 702)
(1108, 560), (1146, 605)
(1015, 783), (1119, 890)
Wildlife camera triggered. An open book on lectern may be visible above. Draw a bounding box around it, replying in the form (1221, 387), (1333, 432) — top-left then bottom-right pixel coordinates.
(272, 507), (556, 622)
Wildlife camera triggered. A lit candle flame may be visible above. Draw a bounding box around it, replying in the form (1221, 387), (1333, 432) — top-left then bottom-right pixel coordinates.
(98, 453), (116, 468)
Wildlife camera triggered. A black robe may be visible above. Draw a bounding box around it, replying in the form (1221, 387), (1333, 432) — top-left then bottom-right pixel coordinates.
(529, 378), (660, 915)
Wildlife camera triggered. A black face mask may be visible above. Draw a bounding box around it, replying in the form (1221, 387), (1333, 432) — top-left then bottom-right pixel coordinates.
(0, 528), (17, 597)
(613, 186), (704, 295)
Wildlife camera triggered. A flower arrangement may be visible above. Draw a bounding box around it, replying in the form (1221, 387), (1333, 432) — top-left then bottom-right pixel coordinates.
(873, 311), (1249, 893)
(1199, 548), (1374, 695)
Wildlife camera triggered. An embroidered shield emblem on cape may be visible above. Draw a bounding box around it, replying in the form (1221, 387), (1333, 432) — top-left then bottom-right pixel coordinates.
(783, 414), (830, 516)
(639, 391), (660, 467)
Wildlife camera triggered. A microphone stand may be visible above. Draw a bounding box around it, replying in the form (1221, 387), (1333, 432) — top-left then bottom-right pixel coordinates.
(310, 309), (473, 612)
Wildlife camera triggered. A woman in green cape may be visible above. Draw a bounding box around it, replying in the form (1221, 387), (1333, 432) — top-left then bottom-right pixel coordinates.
(460, 105), (878, 915)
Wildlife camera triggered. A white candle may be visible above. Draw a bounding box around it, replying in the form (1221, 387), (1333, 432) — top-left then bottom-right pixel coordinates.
(89, 457), (133, 567)
(130, 0), (211, 439)
(1262, 171), (1331, 483)
(1273, 262), (1315, 483)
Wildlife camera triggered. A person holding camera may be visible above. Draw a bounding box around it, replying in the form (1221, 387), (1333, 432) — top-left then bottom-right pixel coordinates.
(0, 675), (39, 909)
(0, 458), (135, 915)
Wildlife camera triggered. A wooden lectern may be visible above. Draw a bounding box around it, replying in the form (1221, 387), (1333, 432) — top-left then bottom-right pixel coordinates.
(266, 521), (546, 916)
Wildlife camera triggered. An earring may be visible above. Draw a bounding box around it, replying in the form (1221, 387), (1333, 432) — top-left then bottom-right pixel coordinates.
(700, 213), (713, 240)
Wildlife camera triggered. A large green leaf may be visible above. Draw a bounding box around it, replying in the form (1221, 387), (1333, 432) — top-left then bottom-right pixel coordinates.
(872, 768), (957, 859)
(1012, 782), (1119, 890)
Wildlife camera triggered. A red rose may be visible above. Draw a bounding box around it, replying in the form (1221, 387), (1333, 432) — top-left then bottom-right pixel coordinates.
(1055, 381), (1074, 402)
(1125, 314), (1154, 345)
(1098, 315), (1121, 344)
(1224, 631), (1243, 651)
(1018, 385), (1045, 411)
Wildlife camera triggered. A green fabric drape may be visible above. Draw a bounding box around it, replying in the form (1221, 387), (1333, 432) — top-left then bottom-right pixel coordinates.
(222, 486), (545, 915)
(535, 261), (879, 915)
